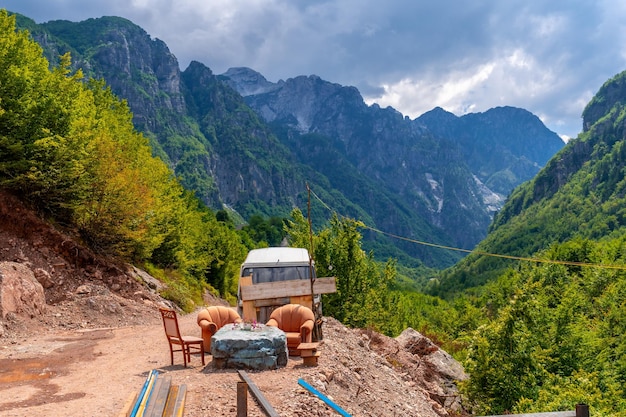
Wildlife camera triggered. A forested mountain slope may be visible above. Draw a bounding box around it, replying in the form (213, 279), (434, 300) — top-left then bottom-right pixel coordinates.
(223, 68), (564, 256)
(14, 12), (563, 268)
(436, 70), (626, 293)
(416, 70), (626, 417)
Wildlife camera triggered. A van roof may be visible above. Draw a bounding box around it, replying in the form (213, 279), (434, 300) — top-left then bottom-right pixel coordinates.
(242, 247), (311, 266)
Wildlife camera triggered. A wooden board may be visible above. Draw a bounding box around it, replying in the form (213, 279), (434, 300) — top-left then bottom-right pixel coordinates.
(173, 385), (187, 417)
(144, 375), (172, 417)
(238, 370), (280, 417)
(130, 370), (156, 417)
(240, 277), (336, 301)
(253, 297), (290, 307)
(242, 300), (256, 321)
(240, 276), (257, 321)
(290, 295), (313, 309)
(297, 342), (320, 357)
(162, 385), (179, 417)
(239, 275), (252, 288)
(118, 391), (138, 417)
(133, 370), (158, 417)
(302, 351), (321, 366)
(297, 342), (320, 350)
(162, 384), (187, 417)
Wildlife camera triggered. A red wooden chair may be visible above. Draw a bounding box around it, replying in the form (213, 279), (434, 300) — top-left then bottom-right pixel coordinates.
(159, 307), (205, 367)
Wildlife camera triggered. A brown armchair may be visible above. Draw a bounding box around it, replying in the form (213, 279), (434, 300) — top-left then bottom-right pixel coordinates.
(197, 306), (242, 352)
(266, 304), (315, 355)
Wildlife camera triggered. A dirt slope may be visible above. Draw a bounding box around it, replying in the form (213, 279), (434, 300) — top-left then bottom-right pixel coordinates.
(0, 190), (468, 416)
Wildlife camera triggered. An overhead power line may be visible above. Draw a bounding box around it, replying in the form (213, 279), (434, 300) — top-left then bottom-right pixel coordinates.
(307, 186), (626, 271)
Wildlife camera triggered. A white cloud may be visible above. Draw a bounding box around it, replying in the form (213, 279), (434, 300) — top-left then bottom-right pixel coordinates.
(4, 0), (626, 138)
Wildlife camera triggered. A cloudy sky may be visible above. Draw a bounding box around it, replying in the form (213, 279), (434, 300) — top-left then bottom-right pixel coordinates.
(3, 0), (626, 140)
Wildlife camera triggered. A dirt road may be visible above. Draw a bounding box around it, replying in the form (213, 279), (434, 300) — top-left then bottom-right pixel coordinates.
(0, 311), (315, 417)
(0, 309), (451, 417)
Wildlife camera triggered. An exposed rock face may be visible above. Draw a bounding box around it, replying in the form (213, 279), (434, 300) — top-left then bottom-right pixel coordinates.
(582, 70), (626, 132)
(359, 326), (469, 415)
(22, 15), (564, 267)
(57, 17), (187, 132)
(0, 262), (46, 319)
(396, 328), (467, 381)
(182, 61), (303, 210)
(226, 70), (495, 252)
(220, 67), (281, 96)
(417, 106), (565, 196)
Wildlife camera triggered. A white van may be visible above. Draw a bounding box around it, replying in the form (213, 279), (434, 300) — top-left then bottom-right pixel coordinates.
(237, 247), (320, 322)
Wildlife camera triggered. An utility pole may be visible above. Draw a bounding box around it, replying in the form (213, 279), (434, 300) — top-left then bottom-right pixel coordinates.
(306, 183), (323, 341)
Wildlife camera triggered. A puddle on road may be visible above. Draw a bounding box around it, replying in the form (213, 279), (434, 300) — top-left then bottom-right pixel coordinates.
(0, 333), (101, 411)
(0, 358), (55, 383)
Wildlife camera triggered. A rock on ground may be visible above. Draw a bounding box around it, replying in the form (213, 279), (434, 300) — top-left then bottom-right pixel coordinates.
(0, 262), (46, 319)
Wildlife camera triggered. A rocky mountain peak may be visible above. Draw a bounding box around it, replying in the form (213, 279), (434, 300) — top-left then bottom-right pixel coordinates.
(40, 16), (186, 132)
(220, 66), (280, 96)
(415, 106), (459, 125)
(238, 73), (365, 133)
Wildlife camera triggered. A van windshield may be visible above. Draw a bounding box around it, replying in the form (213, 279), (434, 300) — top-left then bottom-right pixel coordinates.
(242, 266), (315, 284)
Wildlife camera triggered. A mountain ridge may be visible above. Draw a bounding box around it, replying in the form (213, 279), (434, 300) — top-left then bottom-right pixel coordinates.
(15, 13), (565, 268)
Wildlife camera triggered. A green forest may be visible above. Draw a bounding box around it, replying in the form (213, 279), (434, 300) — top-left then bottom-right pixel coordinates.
(2, 10), (626, 415)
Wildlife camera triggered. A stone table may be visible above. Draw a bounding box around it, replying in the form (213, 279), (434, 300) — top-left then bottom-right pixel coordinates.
(211, 324), (288, 370)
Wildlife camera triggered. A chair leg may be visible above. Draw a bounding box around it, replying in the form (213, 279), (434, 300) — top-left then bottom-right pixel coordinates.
(169, 343), (174, 366)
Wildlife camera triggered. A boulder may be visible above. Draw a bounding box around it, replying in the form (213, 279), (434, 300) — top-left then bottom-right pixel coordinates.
(211, 325), (288, 370)
(395, 327), (468, 413)
(34, 268), (55, 288)
(0, 262), (46, 319)
(129, 265), (164, 293)
(396, 328), (467, 381)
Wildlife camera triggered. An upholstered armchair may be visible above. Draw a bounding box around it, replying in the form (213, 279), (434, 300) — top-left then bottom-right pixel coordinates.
(197, 306), (242, 352)
(266, 304), (315, 355)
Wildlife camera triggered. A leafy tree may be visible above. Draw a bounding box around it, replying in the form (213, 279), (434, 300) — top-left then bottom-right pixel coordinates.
(0, 11), (247, 309)
(286, 209), (397, 330)
(463, 280), (548, 414)
(241, 214), (286, 247)
(456, 238), (626, 415)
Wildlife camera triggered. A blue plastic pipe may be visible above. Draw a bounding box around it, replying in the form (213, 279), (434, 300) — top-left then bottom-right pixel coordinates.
(298, 378), (352, 417)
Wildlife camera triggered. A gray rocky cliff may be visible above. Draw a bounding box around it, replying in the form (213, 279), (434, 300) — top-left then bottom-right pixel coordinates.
(222, 69), (495, 252)
(21, 15), (565, 267)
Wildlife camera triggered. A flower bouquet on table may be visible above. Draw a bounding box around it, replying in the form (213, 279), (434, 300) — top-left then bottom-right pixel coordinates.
(233, 319), (264, 331)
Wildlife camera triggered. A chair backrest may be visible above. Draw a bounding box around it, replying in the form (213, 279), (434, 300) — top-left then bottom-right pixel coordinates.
(202, 306), (241, 328)
(268, 304), (314, 332)
(159, 307), (182, 341)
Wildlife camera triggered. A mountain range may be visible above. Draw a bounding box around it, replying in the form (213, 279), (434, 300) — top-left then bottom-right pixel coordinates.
(14, 13), (565, 268)
(433, 69), (626, 294)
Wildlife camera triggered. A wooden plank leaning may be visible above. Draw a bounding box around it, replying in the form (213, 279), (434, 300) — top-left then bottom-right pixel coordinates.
(238, 370), (280, 417)
(130, 369), (158, 417)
